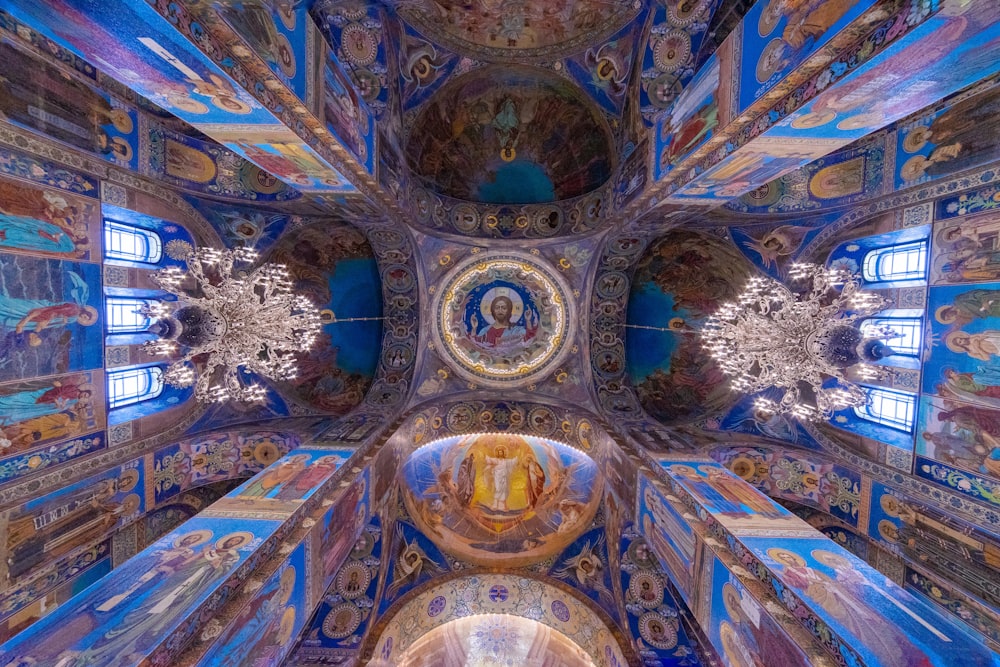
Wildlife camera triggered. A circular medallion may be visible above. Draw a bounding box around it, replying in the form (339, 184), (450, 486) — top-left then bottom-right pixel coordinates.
(323, 603), (362, 639)
(350, 530), (375, 559)
(434, 254), (573, 386)
(756, 38), (787, 83)
(758, 0), (782, 36)
(639, 612), (678, 650)
(336, 561), (371, 599)
(627, 539), (658, 570)
(649, 74), (683, 109)
(668, 0), (706, 26)
(446, 404), (477, 433)
(489, 584), (508, 602)
(342, 24), (378, 66)
(550, 599), (571, 622)
(451, 204), (481, 233)
(427, 595), (447, 617)
(653, 31), (691, 73)
(903, 125), (931, 153)
(353, 68), (382, 102)
(629, 571), (664, 608)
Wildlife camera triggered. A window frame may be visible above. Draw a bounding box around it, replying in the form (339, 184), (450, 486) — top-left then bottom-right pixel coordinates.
(853, 387), (917, 433)
(860, 317), (923, 357)
(861, 240), (928, 284)
(108, 366), (165, 409)
(104, 220), (163, 264)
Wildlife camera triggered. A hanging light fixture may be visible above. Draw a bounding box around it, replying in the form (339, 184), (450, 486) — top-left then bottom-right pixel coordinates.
(700, 262), (898, 421)
(142, 246), (321, 403)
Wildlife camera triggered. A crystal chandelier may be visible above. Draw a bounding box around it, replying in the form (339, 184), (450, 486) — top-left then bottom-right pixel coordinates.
(143, 246), (321, 403)
(700, 263), (896, 421)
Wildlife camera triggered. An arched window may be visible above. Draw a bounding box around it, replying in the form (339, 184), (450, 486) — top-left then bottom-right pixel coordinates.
(104, 221), (163, 264)
(106, 297), (158, 334)
(861, 240), (928, 283)
(853, 388), (916, 432)
(108, 367), (164, 409)
(860, 317), (922, 357)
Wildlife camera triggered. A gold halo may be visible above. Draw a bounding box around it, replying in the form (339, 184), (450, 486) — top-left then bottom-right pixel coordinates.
(791, 110), (836, 129)
(278, 606), (297, 644)
(118, 468), (140, 493)
(110, 108), (134, 134)
(217, 531), (254, 550)
(766, 547), (805, 568)
(903, 125), (931, 153)
(722, 582), (742, 619)
(479, 286), (525, 325)
(500, 147), (516, 162)
(812, 549), (851, 570)
(877, 519), (899, 543)
(174, 529), (213, 548)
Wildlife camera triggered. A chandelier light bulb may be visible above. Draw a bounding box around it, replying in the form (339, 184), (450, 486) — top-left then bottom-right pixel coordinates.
(700, 263), (894, 421)
(142, 246), (323, 403)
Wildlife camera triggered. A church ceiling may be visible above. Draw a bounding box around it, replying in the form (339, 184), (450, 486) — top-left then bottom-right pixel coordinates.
(404, 66), (616, 204)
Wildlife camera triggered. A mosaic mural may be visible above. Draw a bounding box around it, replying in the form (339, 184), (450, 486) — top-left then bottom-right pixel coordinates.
(627, 231), (752, 424)
(267, 222), (383, 413)
(371, 574), (629, 667)
(405, 66), (615, 204)
(397, 0), (640, 60)
(400, 434), (602, 566)
(434, 254), (572, 386)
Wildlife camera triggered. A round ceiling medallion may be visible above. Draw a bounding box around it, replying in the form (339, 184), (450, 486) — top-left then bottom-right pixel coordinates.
(434, 253), (572, 386)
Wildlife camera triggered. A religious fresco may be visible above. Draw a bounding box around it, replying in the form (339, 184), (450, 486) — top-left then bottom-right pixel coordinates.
(565, 22), (641, 116)
(654, 54), (720, 181)
(905, 566), (1000, 651)
(549, 526), (618, 621)
(626, 231), (752, 425)
(0, 145), (99, 199)
(371, 574), (630, 667)
(0, 41), (139, 171)
(695, 389), (824, 449)
(152, 430), (300, 505)
(637, 476), (696, 597)
(267, 222), (382, 413)
(0, 516), (270, 666)
(702, 552), (815, 667)
(400, 434), (602, 566)
(313, 0), (390, 117)
(2, 1), (270, 124)
(664, 2), (1000, 203)
(0, 254), (102, 383)
(638, 0), (719, 124)
(662, 462), (794, 527)
(198, 538), (309, 667)
(184, 196), (293, 254)
(895, 82), (1000, 191)
(148, 126), (301, 203)
(205, 448), (351, 516)
(0, 459), (145, 585)
(396, 0), (640, 60)
(214, 0), (313, 102)
(434, 254), (572, 386)
(619, 524), (701, 666)
(931, 213), (1000, 285)
(0, 371), (103, 456)
(726, 139), (885, 215)
(322, 49), (377, 176)
(380, 519), (450, 610)
(0, 548), (110, 643)
(708, 446), (863, 528)
(0, 176), (101, 262)
(750, 537), (998, 667)
(298, 517), (381, 655)
(394, 23), (459, 111)
(738, 0), (878, 112)
(395, 614), (598, 666)
(405, 66), (615, 204)
(316, 466), (369, 591)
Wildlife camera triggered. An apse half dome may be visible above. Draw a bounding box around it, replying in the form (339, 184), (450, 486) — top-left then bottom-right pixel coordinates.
(405, 66), (615, 204)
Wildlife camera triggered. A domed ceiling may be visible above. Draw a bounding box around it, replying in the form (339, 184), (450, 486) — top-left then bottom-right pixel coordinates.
(401, 433), (602, 567)
(433, 253), (573, 386)
(267, 222), (383, 413)
(405, 66), (615, 204)
(626, 231), (752, 425)
(397, 0), (641, 60)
